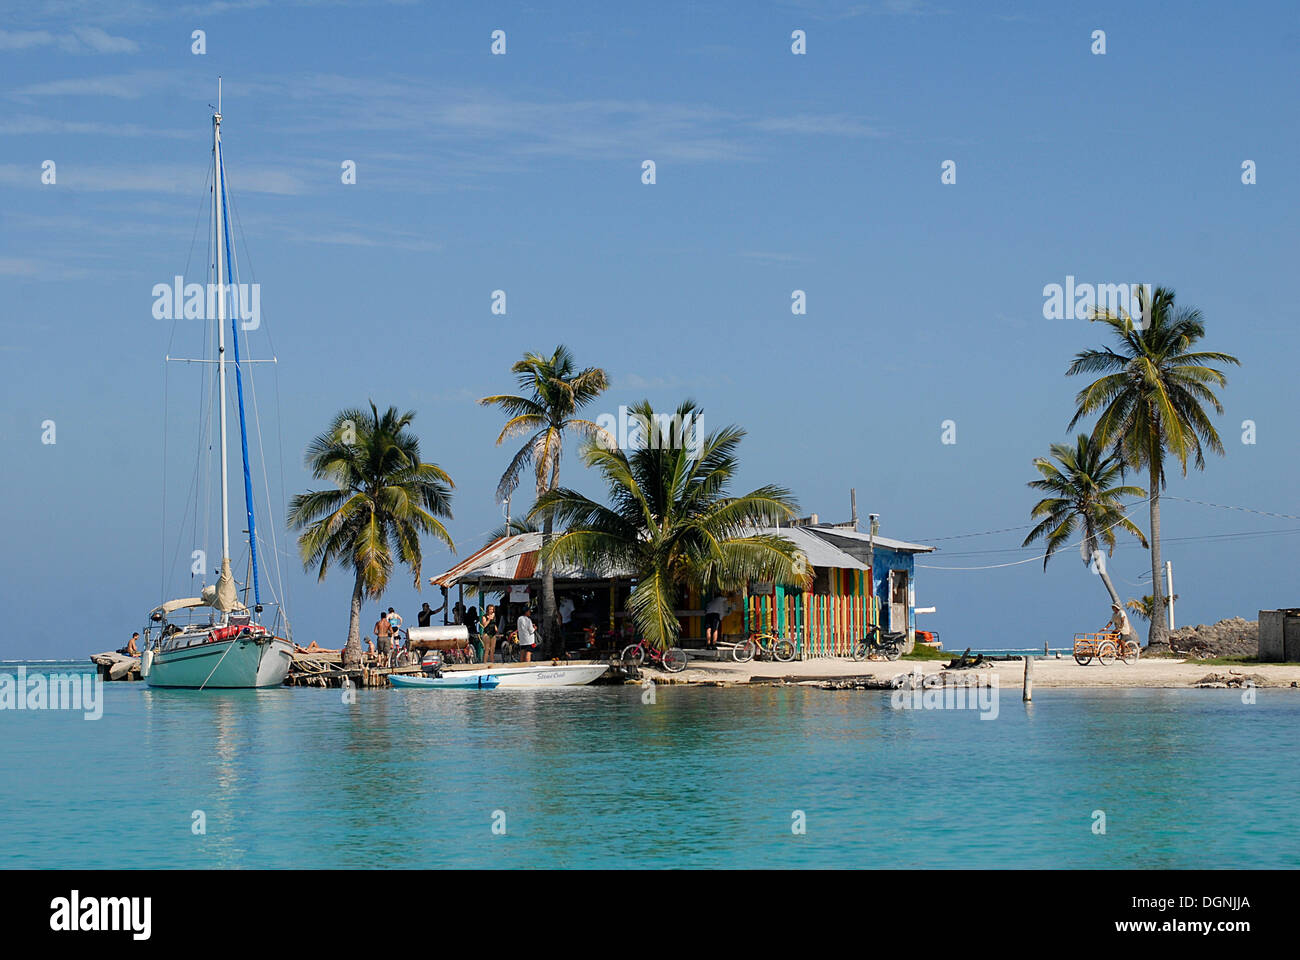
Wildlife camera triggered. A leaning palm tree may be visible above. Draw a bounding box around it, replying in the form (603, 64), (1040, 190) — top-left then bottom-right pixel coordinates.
(480, 345), (609, 653)
(288, 402), (455, 667)
(1067, 286), (1239, 646)
(1023, 433), (1148, 609)
(531, 400), (808, 649)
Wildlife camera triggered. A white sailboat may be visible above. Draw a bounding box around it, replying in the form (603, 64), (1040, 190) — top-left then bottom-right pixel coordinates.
(142, 83), (293, 689)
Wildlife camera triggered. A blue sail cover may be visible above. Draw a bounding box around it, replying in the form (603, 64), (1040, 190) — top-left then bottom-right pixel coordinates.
(217, 145), (261, 608)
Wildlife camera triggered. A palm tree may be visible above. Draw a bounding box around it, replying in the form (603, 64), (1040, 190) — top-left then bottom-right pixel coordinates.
(1023, 433), (1148, 608)
(288, 402), (455, 667)
(1067, 286), (1239, 646)
(479, 345), (609, 654)
(484, 517), (540, 546)
(1126, 594), (1178, 623)
(531, 400), (807, 649)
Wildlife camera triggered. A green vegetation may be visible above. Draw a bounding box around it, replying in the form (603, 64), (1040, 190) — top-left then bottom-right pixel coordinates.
(532, 400), (807, 649)
(288, 402), (455, 666)
(1067, 286), (1240, 646)
(480, 345), (609, 653)
(1022, 432), (1147, 607)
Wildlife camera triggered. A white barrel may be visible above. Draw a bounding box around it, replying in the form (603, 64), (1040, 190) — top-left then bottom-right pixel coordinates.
(407, 625), (469, 642)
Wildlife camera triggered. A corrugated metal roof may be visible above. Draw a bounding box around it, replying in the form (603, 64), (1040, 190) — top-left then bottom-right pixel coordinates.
(430, 532), (631, 587)
(428, 520), (927, 588)
(749, 525), (871, 570)
(803, 525), (935, 554)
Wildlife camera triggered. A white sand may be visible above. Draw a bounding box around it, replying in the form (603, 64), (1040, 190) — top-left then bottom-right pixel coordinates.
(654, 654), (1300, 688)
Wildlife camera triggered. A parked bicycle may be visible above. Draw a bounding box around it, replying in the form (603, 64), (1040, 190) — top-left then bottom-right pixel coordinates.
(620, 638), (688, 673)
(732, 631), (797, 663)
(850, 624), (906, 662)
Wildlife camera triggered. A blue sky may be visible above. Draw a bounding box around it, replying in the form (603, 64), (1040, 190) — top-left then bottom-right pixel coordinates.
(2, 0), (1298, 658)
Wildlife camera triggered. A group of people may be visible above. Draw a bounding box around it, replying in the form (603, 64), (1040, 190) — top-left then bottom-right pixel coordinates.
(358, 600), (543, 666)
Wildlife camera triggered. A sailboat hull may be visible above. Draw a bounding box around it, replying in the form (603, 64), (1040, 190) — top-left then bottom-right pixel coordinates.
(147, 636), (293, 689)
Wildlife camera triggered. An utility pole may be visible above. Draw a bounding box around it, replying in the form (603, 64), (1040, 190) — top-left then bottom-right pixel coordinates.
(1166, 561), (1175, 631)
(867, 513), (880, 627)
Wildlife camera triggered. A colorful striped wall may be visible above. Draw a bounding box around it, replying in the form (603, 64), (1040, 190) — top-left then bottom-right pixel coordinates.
(737, 568), (879, 658)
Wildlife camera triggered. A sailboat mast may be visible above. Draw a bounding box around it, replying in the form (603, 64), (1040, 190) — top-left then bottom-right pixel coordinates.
(213, 91), (232, 570)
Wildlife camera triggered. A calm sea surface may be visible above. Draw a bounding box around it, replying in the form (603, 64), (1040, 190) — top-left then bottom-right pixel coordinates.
(2, 661), (1297, 868)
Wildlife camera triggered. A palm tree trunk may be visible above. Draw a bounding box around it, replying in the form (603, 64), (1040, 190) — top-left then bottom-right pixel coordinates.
(343, 567), (364, 668)
(541, 512), (557, 656)
(1097, 567), (1122, 608)
(1147, 461), (1168, 648)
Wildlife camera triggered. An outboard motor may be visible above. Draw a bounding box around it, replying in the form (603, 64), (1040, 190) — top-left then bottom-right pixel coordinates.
(420, 650), (445, 678)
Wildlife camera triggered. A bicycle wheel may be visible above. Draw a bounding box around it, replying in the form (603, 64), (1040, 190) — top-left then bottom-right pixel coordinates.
(662, 647), (688, 673)
(1097, 641), (1116, 665)
(620, 643), (645, 666)
(732, 639), (757, 663)
(773, 639), (796, 662)
(1120, 639), (1140, 664)
(850, 640), (868, 662)
(1073, 644), (1093, 666)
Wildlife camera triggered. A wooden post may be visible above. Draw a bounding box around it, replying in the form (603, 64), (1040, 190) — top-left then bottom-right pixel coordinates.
(1023, 655), (1033, 702)
(1044, 641), (1048, 655)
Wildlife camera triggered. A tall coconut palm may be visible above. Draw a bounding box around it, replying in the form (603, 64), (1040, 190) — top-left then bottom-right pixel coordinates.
(288, 402), (455, 667)
(1023, 433), (1148, 609)
(479, 345), (609, 654)
(531, 399), (807, 649)
(1067, 286), (1239, 646)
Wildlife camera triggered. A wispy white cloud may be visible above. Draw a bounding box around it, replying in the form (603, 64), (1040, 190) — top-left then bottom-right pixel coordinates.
(0, 26), (140, 54)
(8, 69), (176, 101)
(0, 257), (41, 276)
(0, 162), (305, 195)
(0, 114), (189, 138)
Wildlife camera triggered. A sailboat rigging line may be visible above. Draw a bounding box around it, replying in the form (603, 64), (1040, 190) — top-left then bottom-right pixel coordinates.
(216, 135), (262, 608)
(227, 178), (292, 630)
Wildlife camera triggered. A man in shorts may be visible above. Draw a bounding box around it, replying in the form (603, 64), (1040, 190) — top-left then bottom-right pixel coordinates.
(704, 594), (730, 649)
(375, 610), (393, 666)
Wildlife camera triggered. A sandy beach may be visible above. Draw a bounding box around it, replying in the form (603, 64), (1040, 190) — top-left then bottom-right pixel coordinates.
(655, 654), (1300, 689)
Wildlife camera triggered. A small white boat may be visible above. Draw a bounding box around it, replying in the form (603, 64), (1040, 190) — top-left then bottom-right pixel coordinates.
(390, 673), (500, 690)
(447, 663), (608, 688)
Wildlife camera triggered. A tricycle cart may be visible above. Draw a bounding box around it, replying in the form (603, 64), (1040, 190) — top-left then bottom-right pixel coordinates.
(1073, 631), (1140, 665)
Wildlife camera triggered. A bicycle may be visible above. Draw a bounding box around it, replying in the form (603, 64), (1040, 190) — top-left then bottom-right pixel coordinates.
(1073, 631), (1140, 665)
(620, 639), (688, 673)
(850, 624), (906, 662)
(732, 632), (797, 663)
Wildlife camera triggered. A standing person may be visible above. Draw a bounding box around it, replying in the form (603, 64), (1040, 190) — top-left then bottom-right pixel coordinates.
(555, 595), (575, 657)
(374, 609), (393, 666)
(466, 606), (482, 662)
(479, 605), (499, 663)
(417, 602), (435, 628)
(451, 599), (466, 625)
(516, 607), (538, 662)
(704, 594), (730, 649)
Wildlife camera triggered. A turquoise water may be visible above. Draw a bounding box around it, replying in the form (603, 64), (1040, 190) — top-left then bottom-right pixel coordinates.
(2, 662), (1297, 868)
